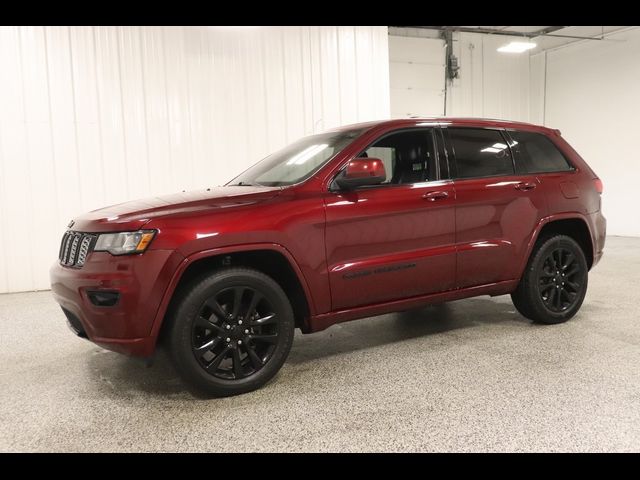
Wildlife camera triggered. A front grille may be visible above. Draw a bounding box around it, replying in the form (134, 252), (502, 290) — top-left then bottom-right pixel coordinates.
(58, 231), (97, 268)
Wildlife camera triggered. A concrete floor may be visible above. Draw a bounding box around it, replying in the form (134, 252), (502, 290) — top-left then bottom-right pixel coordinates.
(1, 236), (639, 452)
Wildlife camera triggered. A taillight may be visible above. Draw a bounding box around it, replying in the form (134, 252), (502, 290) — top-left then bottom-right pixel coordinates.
(593, 178), (603, 194)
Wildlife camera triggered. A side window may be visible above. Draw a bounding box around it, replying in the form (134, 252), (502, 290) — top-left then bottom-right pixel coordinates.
(448, 128), (514, 179)
(509, 131), (573, 174)
(360, 129), (435, 184)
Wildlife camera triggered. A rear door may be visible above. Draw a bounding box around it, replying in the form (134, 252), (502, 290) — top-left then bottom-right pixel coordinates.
(324, 128), (457, 310)
(443, 127), (547, 288)
(505, 129), (579, 214)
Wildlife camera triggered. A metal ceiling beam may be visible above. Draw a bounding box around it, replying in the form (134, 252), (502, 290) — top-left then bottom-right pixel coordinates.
(534, 26), (566, 36)
(535, 26), (634, 52)
(396, 26), (612, 41)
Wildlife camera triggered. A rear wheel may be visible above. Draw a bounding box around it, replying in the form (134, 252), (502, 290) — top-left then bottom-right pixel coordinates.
(511, 235), (588, 324)
(168, 267), (295, 397)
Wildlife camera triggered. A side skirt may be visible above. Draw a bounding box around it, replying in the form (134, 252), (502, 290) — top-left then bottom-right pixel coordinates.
(307, 279), (519, 332)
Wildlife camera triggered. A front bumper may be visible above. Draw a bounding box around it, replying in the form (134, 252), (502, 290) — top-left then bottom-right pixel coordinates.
(50, 249), (180, 357)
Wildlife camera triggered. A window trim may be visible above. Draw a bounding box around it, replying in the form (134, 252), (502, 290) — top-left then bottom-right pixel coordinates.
(434, 128), (451, 180)
(328, 127), (440, 192)
(443, 126), (517, 180)
(503, 129), (577, 175)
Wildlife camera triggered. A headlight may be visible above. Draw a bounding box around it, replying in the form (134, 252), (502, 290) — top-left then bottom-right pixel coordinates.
(94, 230), (156, 255)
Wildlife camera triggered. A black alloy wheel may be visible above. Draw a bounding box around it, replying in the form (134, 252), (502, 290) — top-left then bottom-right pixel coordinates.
(192, 286), (280, 380)
(511, 234), (588, 324)
(537, 247), (584, 313)
(168, 267), (295, 397)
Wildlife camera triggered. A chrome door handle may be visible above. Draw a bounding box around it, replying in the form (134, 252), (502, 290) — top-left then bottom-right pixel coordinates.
(515, 182), (537, 191)
(422, 191), (449, 201)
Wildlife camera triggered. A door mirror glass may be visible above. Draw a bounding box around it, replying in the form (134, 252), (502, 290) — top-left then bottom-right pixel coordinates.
(334, 158), (387, 190)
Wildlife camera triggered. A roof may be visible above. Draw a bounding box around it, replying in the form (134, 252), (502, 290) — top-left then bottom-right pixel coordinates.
(330, 117), (557, 135)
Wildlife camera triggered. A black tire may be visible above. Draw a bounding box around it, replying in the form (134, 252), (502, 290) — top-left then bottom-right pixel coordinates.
(167, 267), (295, 397)
(511, 234), (589, 325)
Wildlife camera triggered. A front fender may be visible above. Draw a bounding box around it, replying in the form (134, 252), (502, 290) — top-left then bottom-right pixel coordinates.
(147, 242), (316, 344)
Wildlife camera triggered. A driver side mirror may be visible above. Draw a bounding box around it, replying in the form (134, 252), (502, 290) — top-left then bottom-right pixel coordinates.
(334, 158), (387, 190)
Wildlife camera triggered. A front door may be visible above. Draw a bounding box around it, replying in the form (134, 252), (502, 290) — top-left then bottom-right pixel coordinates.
(324, 128), (457, 310)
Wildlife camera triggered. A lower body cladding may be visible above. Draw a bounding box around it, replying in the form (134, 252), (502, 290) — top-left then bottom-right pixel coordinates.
(50, 248), (182, 357)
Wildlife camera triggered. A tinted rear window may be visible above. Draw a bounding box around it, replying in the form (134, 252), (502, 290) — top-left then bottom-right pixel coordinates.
(448, 128), (514, 179)
(509, 131), (573, 174)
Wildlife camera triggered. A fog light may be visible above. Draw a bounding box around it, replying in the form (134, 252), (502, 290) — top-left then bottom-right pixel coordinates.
(87, 290), (120, 307)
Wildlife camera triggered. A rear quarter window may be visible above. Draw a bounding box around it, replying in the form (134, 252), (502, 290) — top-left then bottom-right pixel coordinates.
(509, 130), (574, 174)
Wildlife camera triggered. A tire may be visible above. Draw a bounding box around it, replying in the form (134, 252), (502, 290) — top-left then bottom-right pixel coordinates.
(511, 234), (589, 325)
(167, 267), (295, 397)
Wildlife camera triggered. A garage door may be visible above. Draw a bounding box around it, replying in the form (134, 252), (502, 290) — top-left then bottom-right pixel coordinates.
(389, 35), (446, 118)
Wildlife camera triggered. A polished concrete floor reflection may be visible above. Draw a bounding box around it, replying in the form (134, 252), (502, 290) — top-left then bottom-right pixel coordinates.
(1, 236), (639, 452)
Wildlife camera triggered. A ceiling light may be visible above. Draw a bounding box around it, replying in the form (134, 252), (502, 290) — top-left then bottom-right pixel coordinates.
(497, 41), (537, 53)
(482, 143), (508, 153)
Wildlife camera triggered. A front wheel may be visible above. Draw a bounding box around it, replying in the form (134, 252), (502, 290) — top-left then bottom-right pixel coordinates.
(511, 235), (589, 324)
(167, 267), (295, 397)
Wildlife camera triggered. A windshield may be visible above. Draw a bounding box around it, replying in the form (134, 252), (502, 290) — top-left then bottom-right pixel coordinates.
(228, 128), (366, 187)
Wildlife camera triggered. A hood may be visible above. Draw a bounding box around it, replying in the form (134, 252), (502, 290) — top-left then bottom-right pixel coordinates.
(71, 186), (281, 232)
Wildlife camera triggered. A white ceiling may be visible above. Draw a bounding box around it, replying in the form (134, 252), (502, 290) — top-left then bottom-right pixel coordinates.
(390, 26), (633, 52)
(465, 26), (550, 33)
(457, 26), (630, 51)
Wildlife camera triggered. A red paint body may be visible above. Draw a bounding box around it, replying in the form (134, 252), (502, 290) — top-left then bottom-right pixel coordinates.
(50, 118), (606, 358)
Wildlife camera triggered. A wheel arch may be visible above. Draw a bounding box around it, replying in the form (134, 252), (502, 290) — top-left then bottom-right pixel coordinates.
(521, 214), (595, 279)
(150, 244), (315, 347)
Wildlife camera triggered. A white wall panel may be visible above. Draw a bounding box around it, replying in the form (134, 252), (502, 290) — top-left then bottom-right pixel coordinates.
(447, 32), (531, 122)
(391, 88), (445, 118)
(528, 51), (546, 126)
(389, 32), (531, 121)
(0, 26), (390, 293)
(0, 26), (33, 292)
(532, 27), (640, 237)
(20, 26), (59, 294)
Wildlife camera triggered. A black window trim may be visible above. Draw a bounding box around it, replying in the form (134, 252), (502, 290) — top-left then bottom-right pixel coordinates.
(441, 126), (517, 181)
(502, 128), (577, 175)
(434, 127), (451, 180)
(328, 126), (443, 192)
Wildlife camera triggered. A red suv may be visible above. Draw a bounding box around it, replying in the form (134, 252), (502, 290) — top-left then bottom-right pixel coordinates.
(51, 118), (606, 396)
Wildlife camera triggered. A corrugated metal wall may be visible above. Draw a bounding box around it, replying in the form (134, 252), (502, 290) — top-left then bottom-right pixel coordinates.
(0, 26), (391, 293)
